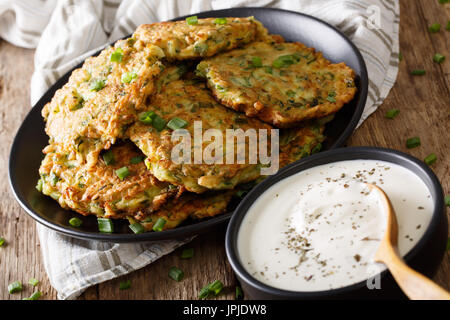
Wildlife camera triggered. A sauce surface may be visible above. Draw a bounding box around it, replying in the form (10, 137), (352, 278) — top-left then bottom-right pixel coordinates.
(237, 160), (433, 291)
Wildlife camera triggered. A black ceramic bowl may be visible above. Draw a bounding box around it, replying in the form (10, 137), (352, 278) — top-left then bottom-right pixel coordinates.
(9, 8), (367, 242)
(225, 147), (447, 299)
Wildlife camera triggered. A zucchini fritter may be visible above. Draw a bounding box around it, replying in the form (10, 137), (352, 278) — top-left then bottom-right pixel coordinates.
(197, 41), (357, 128)
(42, 38), (165, 167)
(128, 79), (274, 193)
(133, 17), (268, 60)
(39, 142), (177, 219)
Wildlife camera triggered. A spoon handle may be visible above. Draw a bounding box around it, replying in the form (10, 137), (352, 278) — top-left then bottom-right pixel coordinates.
(375, 245), (450, 300)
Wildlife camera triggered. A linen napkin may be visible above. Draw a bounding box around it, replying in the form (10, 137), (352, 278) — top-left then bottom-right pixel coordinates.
(0, 0), (399, 300)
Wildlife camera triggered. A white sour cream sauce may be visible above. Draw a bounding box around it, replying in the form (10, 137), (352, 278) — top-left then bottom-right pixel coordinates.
(238, 160), (434, 292)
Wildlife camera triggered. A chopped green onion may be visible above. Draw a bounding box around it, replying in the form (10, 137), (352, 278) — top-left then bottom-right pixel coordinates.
(152, 115), (166, 131)
(167, 117), (188, 130)
(447, 21), (450, 31)
(235, 286), (244, 300)
(153, 217), (166, 232)
(181, 248), (194, 259)
(8, 281), (22, 294)
(326, 96), (336, 103)
(209, 280), (223, 295)
(439, 0), (449, 4)
(138, 111), (156, 125)
(29, 278), (39, 286)
(23, 291), (42, 300)
(385, 109), (400, 119)
(69, 217), (83, 227)
(110, 47), (123, 62)
(130, 156), (144, 164)
(102, 150), (115, 165)
(98, 218), (114, 233)
(90, 79), (105, 91)
(429, 23), (441, 33)
(115, 166), (130, 180)
(272, 54), (297, 68)
(411, 69), (426, 76)
(264, 66), (273, 74)
(129, 222), (145, 234)
(198, 280), (224, 299)
(36, 178), (43, 192)
(121, 72), (137, 83)
(0, 237), (5, 247)
(236, 190), (247, 198)
(194, 43), (208, 55)
(398, 52), (403, 61)
(214, 17), (227, 25)
(447, 238), (450, 250)
(49, 172), (59, 186)
(445, 195), (450, 207)
(424, 153), (437, 165)
(406, 137), (421, 149)
(119, 280), (131, 290)
(433, 53), (445, 64)
(168, 267), (184, 282)
(216, 85), (227, 92)
(251, 57), (262, 67)
(311, 143), (322, 154)
(186, 16), (198, 25)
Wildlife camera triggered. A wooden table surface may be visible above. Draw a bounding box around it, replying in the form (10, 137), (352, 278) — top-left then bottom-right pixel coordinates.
(0, 0), (448, 300)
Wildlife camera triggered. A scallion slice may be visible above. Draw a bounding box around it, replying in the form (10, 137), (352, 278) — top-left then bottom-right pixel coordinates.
(29, 291), (42, 300)
(152, 115), (166, 131)
(29, 278), (39, 286)
(130, 156), (144, 164)
(110, 47), (123, 62)
(235, 286), (244, 300)
(214, 17), (227, 25)
(153, 217), (166, 232)
(428, 23), (441, 33)
(98, 218), (114, 233)
(167, 117), (188, 130)
(69, 217), (83, 227)
(433, 53), (445, 64)
(36, 178), (43, 192)
(102, 150), (115, 165)
(115, 166), (130, 180)
(8, 281), (22, 294)
(186, 16), (198, 25)
(251, 57), (262, 67)
(424, 153), (437, 165)
(447, 21), (450, 31)
(129, 222), (145, 234)
(90, 79), (105, 91)
(138, 111), (156, 125)
(119, 280), (131, 290)
(385, 109), (400, 119)
(181, 248), (194, 259)
(445, 195), (450, 207)
(0, 237), (5, 247)
(198, 280), (224, 299)
(406, 137), (421, 149)
(121, 72), (137, 83)
(411, 69), (426, 76)
(168, 267), (184, 282)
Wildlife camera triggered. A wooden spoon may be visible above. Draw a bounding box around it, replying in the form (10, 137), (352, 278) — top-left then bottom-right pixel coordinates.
(367, 183), (450, 300)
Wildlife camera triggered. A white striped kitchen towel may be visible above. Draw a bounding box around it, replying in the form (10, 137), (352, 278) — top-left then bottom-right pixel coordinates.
(0, 0), (399, 299)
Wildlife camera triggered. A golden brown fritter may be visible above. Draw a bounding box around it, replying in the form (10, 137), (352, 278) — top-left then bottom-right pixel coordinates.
(38, 142), (178, 218)
(197, 41), (357, 128)
(128, 79), (274, 193)
(42, 38), (165, 167)
(133, 17), (268, 60)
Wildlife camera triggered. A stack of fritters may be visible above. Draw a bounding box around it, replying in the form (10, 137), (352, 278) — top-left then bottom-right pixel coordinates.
(38, 17), (356, 232)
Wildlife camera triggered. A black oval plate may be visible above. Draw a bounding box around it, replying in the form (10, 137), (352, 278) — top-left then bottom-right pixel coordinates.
(9, 8), (368, 242)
